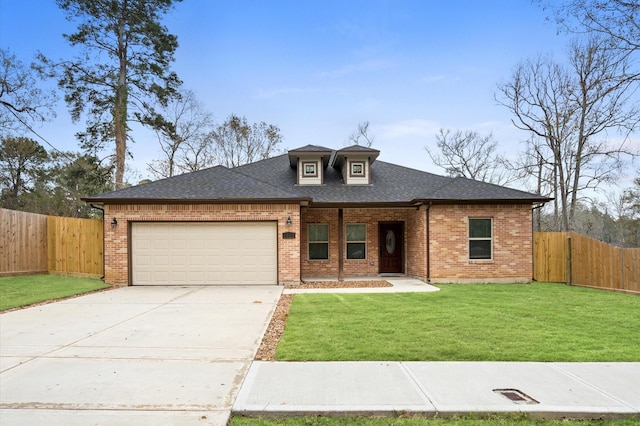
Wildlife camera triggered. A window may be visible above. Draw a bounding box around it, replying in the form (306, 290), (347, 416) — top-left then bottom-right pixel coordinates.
(350, 161), (365, 177)
(308, 224), (328, 260)
(303, 161), (317, 177)
(469, 218), (492, 260)
(346, 224), (366, 259)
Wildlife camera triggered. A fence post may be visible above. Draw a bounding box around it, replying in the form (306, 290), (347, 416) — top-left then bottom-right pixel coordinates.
(621, 249), (625, 291)
(566, 236), (572, 286)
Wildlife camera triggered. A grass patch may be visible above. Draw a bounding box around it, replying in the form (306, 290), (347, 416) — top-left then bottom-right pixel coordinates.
(0, 274), (109, 311)
(276, 283), (640, 362)
(230, 415), (640, 426)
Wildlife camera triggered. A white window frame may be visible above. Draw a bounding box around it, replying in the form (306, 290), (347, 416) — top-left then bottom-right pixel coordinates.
(468, 217), (493, 260)
(346, 223), (367, 260)
(302, 161), (318, 177)
(308, 223), (329, 260)
(349, 161), (366, 178)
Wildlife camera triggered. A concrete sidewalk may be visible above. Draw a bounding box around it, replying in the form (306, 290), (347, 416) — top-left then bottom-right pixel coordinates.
(234, 361), (640, 419)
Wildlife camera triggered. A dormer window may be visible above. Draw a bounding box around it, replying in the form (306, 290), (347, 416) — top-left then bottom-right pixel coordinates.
(288, 145), (333, 186)
(350, 161), (365, 178)
(331, 145), (379, 186)
(303, 162), (318, 177)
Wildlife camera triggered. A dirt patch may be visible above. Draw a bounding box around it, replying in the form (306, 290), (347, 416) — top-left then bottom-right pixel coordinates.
(287, 280), (392, 289)
(255, 280), (392, 361)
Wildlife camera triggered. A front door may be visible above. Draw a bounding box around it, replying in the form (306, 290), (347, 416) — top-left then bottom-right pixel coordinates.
(378, 222), (403, 273)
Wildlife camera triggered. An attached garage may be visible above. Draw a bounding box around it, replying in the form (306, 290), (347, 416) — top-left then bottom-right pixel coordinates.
(131, 222), (278, 285)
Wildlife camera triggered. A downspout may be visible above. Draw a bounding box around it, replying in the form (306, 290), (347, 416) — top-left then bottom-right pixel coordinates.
(90, 204), (106, 280)
(426, 202), (432, 283)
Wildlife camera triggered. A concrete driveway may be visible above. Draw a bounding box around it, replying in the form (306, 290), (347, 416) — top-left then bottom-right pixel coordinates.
(0, 285), (282, 425)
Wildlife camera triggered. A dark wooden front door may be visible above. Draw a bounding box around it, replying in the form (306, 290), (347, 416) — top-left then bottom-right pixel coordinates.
(379, 222), (403, 273)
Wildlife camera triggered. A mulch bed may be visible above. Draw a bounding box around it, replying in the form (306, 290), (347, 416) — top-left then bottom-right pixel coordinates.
(255, 280), (391, 361)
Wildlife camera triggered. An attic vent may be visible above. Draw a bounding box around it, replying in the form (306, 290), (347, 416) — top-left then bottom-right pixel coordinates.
(493, 389), (539, 405)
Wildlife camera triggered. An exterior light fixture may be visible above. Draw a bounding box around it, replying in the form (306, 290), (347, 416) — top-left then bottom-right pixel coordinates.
(286, 216), (292, 226)
(111, 218), (118, 228)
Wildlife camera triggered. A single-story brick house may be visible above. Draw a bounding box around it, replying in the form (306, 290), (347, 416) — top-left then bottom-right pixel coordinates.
(84, 145), (549, 286)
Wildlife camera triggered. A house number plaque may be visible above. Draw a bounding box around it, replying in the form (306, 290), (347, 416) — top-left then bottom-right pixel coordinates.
(282, 232), (296, 239)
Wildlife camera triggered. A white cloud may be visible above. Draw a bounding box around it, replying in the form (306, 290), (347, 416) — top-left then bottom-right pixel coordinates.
(254, 86), (322, 99)
(377, 119), (440, 140)
(317, 59), (395, 78)
(420, 74), (448, 83)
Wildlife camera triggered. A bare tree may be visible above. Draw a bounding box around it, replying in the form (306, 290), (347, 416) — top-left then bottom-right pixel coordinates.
(426, 129), (513, 185)
(497, 37), (639, 231)
(348, 121), (375, 147)
(145, 90), (214, 179)
(0, 48), (56, 136)
(178, 132), (217, 173)
(550, 0), (640, 53)
(210, 114), (283, 168)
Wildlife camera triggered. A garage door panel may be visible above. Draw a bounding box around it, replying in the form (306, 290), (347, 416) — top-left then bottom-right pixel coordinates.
(132, 222), (277, 285)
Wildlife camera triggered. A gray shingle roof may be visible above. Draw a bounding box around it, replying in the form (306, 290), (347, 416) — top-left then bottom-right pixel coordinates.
(84, 149), (550, 204)
(86, 164), (304, 201)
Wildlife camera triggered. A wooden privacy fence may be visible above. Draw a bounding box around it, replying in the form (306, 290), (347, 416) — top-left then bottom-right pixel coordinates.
(534, 231), (640, 294)
(48, 215), (104, 276)
(0, 209), (48, 275)
(0, 208), (103, 277)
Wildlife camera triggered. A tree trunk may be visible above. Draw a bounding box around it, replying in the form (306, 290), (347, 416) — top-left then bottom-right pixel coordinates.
(114, 1), (128, 190)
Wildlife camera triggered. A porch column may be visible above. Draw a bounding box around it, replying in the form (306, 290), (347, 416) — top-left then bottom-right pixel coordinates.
(338, 208), (344, 280)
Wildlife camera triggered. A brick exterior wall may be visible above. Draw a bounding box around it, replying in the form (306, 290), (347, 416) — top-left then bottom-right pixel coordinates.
(428, 204), (533, 283)
(102, 202), (533, 286)
(102, 203), (300, 286)
(407, 205), (427, 280)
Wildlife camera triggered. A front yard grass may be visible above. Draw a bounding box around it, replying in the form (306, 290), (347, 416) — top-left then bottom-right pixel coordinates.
(0, 274), (109, 311)
(275, 283), (640, 362)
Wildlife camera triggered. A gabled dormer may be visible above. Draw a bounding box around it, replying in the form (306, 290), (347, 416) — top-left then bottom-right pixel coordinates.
(331, 145), (380, 185)
(288, 145), (333, 185)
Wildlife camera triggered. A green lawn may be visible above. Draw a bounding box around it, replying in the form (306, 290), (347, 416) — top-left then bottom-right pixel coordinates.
(0, 274), (109, 311)
(231, 415), (640, 426)
(275, 283), (640, 362)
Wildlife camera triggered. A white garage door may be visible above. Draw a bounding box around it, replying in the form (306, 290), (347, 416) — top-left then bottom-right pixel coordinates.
(131, 222), (277, 285)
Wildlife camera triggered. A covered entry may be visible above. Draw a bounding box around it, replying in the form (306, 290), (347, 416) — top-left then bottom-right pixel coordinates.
(131, 222), (277, 285)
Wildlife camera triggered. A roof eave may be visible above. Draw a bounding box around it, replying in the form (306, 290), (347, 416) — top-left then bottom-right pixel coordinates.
(81, 197), (313, 205)
(307, 201), (417, 209)
(411, 197), (553, 205)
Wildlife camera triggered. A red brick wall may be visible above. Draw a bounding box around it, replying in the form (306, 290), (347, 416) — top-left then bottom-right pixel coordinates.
(102, 202), (533, 285)
(428, 204), (533, 283)
(102, 203), (300, 286)
(407, 205), (427, 280)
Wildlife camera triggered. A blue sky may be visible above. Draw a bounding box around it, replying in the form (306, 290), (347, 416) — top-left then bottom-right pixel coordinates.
(0, 0), (605, 184)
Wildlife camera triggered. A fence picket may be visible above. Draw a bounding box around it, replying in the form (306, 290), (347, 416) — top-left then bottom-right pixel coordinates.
(534, 231), (640, 294)
(1, 208), (103, 277)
